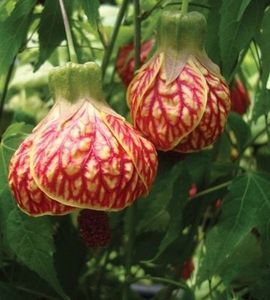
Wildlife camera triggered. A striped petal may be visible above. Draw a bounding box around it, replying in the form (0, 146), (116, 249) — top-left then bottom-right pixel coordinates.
(128, 57), (208, 151)
(102, 113), (158, 193)
(175, 60), (231, 152)
(127, 53), (163, 121)
(30, 101), (156, 211)
(8, 135), (75, 216)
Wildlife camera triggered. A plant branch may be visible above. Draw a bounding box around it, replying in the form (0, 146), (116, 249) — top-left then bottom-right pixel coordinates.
(101, 0), (129, 79)
(123, 3), (142, 298)
(235, 122), (270, 162)
(59, 0), (78, 63)
(201, 280), (223, 300)
(140, 0), (165, 20)
(181, 0), (190, 14)
(190, 180), (231, 200)
(123, 205), (136, 300)
(0, 57), (16, 129)
(134, 0), (141, 70)
(130, 275), (189, 291)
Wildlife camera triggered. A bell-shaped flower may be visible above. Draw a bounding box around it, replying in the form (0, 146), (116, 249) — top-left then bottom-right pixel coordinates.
(127, 10), (231, 152)
(9, 62), (158, 216)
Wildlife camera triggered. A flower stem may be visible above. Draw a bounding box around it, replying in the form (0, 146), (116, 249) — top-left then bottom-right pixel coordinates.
(181, 0), (190, 14)
(123, 205), (136, 300)
(130, 275), (189, 291)
(58, 0), (78, 63)
(235, 121), (270, 162)
(133, 0), (141, 70)
(191, 180), (231, 200)
(122, 2), (142, 298)
(0, 57), (16, 130)
(101, 0), (129, 79)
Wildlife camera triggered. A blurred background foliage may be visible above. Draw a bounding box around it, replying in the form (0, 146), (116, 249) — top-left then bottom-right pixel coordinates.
(1, 0), (270, 299)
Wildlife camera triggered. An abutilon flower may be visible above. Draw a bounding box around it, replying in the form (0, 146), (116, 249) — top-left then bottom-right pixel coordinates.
(8, 62), (158, 217)
(231, 78), (250, 115)
(127, 10), (231, 152)
(116, 39), (154, 87)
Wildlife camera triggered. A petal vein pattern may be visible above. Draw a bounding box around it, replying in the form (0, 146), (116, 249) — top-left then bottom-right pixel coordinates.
(176, 61), (231, 152)
(101, 113), (158, 193)
(30, 101), (151, 211)
(8, 136), (75, 216)
(127, 54), (163, 122)
(129, 57), (208, 150)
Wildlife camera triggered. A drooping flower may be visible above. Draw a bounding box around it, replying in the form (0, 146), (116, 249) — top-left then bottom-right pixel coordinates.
(116, 39), (154, 87)
(231, 78), (250, 115)
(127, 10), (231, 152)
(8, 62), (158, 217)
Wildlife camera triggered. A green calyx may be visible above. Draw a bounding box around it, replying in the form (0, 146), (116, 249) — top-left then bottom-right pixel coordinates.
(157, 10), (207, 53)
(49, 62), (103, 103)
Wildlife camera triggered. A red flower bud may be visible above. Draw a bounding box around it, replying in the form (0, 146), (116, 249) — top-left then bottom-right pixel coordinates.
(189, 183), (197, 198)
(181, 259), (195, 280)
(9, 63), (158, 216)
(127, 11), (231, 152)
(78, 209), (111, 248)
(116, 40), (154, 87)
(230, 78), (250, 115)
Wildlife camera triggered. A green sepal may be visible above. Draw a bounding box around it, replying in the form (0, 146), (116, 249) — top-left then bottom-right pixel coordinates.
(49, 62), (103, 103)
(157, 10), (223, 84)
(157, 10), (207, 53)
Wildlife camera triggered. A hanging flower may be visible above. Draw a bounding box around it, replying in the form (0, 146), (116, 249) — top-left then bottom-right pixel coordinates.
(231, 78), (250, 115)
(127, 10), (231, 152)
(8, 62), (158, 217)
(116, 39), (154, 87)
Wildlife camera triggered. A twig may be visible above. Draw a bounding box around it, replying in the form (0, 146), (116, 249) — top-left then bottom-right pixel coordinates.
(101, 0), (129, 79)
(59, 0), (78, 63)
(0, 57), (16, 129)
(130, 275), (189, 291)
(190, 181), (231, 200)
(181, 0), (190, 14)
(235, 122), (270, 162)
(133, 0), (141, 70)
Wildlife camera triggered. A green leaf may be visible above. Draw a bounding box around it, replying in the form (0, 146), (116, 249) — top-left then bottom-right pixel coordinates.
(253, 9), (270, 120)
(237, 0), (252, 21)
(0, 0), (36, 76)
(253, 89), (270, 122)
(0, 123), (32, 193)
(0, 281), (35, 300)
(137, 160), (183, 233)
(251, 269), (270, 300)
(219, 0), (266, 79)
(0, 189), (69, 300)
(259, 8), (270, 86)
(218, 233), (263, 285)
(205, 0), (222, 65)
(54, 217), (87, 298)
(198, 172), (270, 283)
(152, 163), (191, 260)
(228, 112), (251, 152)
(36, 0), (71, 70)
(79, 0), (100, 30)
